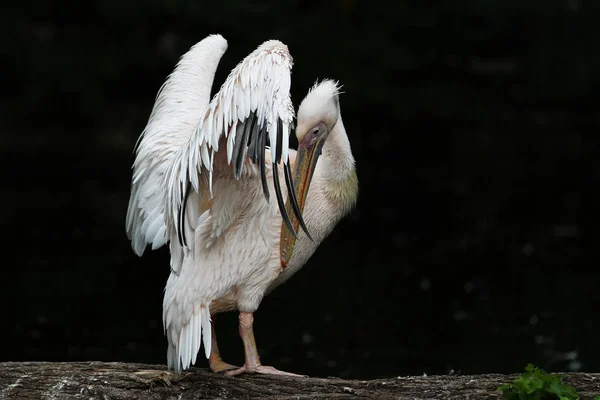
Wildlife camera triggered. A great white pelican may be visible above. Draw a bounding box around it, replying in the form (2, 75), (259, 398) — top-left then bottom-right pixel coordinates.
(126, 34), (358, 376)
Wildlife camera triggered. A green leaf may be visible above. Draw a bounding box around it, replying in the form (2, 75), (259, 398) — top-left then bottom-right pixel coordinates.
(498, 364), (581, 400)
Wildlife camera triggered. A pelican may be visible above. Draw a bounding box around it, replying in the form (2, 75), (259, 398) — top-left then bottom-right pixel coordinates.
(126, 34), (358, 376)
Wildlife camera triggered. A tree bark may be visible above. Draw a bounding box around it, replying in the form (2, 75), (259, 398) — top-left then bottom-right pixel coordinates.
(0, 362), (598, 400)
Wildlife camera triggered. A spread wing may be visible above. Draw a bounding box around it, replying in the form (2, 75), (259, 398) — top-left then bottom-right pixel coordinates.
(163, 40), (306, 274)
(125, 35), (228, 256)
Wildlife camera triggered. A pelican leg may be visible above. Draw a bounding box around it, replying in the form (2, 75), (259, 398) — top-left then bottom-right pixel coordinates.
(226, 312), (306, 377)
(208, 316), (238, 373)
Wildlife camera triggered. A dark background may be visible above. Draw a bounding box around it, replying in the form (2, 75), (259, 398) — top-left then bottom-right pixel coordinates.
(2, 0), (599, 379)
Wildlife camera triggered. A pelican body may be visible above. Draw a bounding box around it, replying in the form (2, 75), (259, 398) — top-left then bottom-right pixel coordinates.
(126, 34), (358, 376)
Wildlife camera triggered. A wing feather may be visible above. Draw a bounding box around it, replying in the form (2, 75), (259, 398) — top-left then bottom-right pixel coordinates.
(164, 40), (296, 273)
(125, 35), (228, 256)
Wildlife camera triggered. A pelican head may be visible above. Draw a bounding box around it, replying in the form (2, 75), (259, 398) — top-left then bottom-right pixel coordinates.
(293, 78), (341, 206)
(280, 80), (341, 265)
(296, 80), (341, 145)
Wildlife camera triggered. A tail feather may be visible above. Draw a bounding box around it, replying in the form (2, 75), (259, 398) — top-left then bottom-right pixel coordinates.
(202, 309), (212, 359)
(166, 305), (212, 372)
(167, 343), (176, 370)
(191, 310), (201, 365)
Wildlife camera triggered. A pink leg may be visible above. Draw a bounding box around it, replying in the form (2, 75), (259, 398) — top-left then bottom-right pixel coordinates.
(208, 315), (238, 373)
(226, 312), (306, 377)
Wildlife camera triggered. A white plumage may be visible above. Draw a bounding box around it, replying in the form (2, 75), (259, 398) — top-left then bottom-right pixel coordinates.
(126, 35), (228, 257)
(126, 34), (358, 375)
(163, 38), (296, 275)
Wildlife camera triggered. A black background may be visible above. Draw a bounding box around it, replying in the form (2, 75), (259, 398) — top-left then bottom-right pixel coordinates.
(2, 0), (599, 379)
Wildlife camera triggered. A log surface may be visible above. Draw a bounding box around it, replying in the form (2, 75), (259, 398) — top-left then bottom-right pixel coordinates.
(0, 362), (598, 399)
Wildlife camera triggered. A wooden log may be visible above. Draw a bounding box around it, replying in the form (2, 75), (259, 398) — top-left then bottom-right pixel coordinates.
(0, 362), (598, 399)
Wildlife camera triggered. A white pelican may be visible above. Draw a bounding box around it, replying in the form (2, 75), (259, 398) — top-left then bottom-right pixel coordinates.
(126, 34), (358, 376)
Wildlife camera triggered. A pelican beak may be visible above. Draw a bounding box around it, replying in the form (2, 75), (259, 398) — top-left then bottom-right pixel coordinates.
(279, 122), (328, 267)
